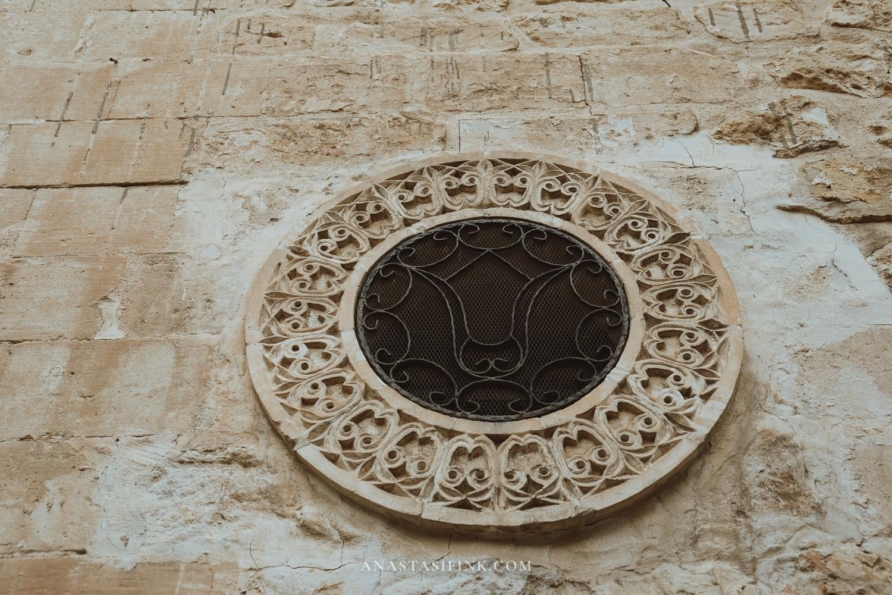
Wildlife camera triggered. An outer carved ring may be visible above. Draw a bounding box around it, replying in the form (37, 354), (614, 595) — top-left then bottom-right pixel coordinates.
(245, 152), (743, 533)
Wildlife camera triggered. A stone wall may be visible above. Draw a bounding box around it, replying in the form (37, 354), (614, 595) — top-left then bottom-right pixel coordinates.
(1, 0), (891, 593)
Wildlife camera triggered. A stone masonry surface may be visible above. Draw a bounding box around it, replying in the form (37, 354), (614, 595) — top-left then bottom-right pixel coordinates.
(0, 0), (891, 593)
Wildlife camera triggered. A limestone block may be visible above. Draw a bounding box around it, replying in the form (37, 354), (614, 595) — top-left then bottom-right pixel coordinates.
(0, 339), (213, 439)
(767, 42), (892, 98)
(130, 0), (218, 8)
(867, 242), (892, 288)
(265, 56), (412, 116)
(827, 0), (892, 32)
(127, 0), (293, 8)
(804, 159), (892, 205)
(0, 11), (87, 61)
(0, 188), (32, 258)
(827, 545), (882, 581)
(779, 159), (892, 223)
(458, 111), (699, 154)
(98, 60), (268, 119)
(58, 65), (117, 122)
(104, 61), (207, 120)
(199, 59), (269, 117)
(31, 0), (131, 9)
(110, 186), (180, 252)
(316, 18), (519, 53)
(791, 545), (892, 593)
(0, 438), (102, 555)
(0, 63), (113, 122)
(792, 328), (892, 535)
(115, 255), (241, 337)
(854, 442), (892, 526)
(131, 0), (203, 9)
(534, 0), (610, 4)
(868, 108), (892, 147)
(582, 48), (743, 107)
(0, 120), (196, 187)
(192, 115), (447, 168)
(77, 10), (215, 61)
(513, 7), (689, 48)
(0, 256), (124, 341)
(422, 53), (587, 111)
(659, 167), (753, 238)
(0, 189), (32, 229)
(0, 0), (32, 10)
(266, 53), (587, 116)
(0, 64), (77, 122)
(0, 558), (238, 594)
(712, 95), (842, 158)
(14, 186), (179, 257)
(743, 430), (822, 517)
(694, 0), (818, 42)
(83, 119), (196, 185)
(14, 187), (124, 256)
(215, 14), (315, 55)
(0, 122), (91, 186)
(433, 0), (508, 11)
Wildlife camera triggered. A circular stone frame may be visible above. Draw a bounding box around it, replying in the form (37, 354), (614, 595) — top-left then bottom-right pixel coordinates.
(245, 152), (743, 534)
(341, 208), (645, 436)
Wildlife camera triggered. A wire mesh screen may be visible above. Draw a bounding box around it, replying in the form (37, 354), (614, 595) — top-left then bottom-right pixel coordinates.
(355, 218), (630, 422)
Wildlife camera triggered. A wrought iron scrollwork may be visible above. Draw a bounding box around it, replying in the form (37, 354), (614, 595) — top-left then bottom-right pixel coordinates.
(356, 218), (630, 421)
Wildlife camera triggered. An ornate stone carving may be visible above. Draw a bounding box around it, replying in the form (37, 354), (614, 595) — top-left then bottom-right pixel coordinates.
(246, 153), (743, 532)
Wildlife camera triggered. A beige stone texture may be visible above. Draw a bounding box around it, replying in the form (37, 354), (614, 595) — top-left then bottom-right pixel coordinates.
(713, 95), (843, 158)
(0, 11), (88, 62)
(0, 189), (32, 258)
(583, 47), (743, 107)
(828, 0), (892, 33)
(0, 339), (213, 439)
(195, 115), (449, 167)
(767, 41), (892, 99)
(460, 111), (700, 153)
(0, 63), (114, 122)
(694, 0), (819, 42)
(317, 17), (518, 53)
(779, 158), (892, 223)
(867, 242), (892, 288)
(0, 0), (891, 592)
(869, 107), (892, 148)
(14, 186), (179, 256)
(77, 11), (218, 62)
(0, 119), (197, 187)
(0, 256), (125, 341)
(0, 558), (241, 593)
(513, 7), (690, 47)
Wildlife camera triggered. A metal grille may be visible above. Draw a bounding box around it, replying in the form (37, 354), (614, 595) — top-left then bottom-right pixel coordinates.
(355, 218), (629, 422)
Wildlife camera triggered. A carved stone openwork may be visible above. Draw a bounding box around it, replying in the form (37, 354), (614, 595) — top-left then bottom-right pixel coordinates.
(245, 153), (743, 533)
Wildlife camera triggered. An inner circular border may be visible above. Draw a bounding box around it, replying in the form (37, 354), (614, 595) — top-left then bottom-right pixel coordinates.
(340, 208), (645, 436)
(244, 151), (744, 534)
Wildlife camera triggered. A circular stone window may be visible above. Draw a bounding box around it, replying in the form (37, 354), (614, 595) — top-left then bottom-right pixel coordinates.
(245, 153), (743, 533)
(355, 218), (630, 422)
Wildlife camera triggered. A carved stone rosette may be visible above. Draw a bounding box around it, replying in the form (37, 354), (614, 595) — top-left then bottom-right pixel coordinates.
(245, 153), (743, 533)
